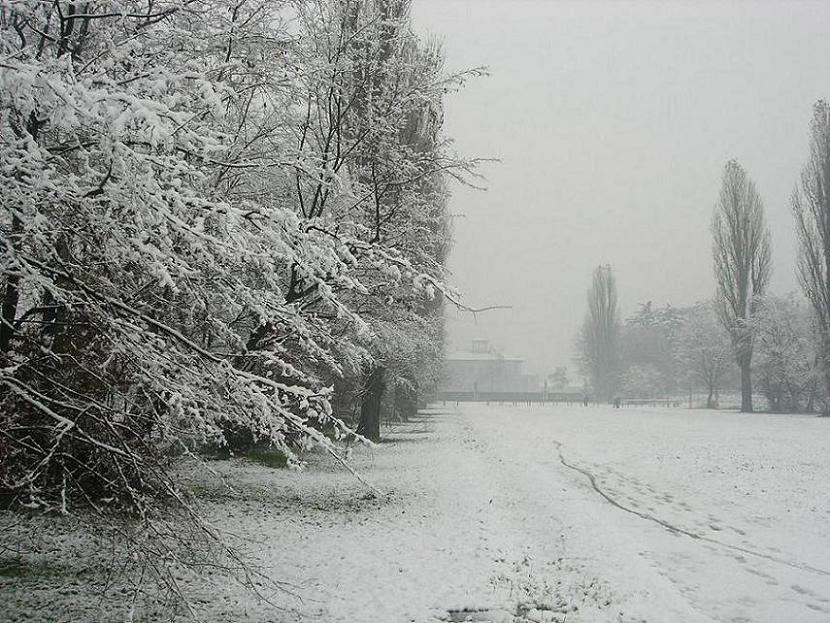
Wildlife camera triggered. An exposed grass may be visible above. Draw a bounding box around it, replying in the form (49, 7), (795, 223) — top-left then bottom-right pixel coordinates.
(200, 444), (290, 469)
(243, 446), (289, 469)
(200, 446), (234, 461)
(0, 556), (93, 582)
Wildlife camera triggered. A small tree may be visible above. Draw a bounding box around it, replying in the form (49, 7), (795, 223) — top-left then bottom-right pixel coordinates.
(621, 302), (684, 396)
(676, 302), (734, 409)
(793, 100), (830, 412)
(549, 367), (569, 391)
(620, 364), (663, 400)
(578, 265), (620, 401)
(711, 160), (772, 412)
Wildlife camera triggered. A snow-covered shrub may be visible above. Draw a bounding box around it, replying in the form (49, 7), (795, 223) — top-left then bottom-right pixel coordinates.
(753, 295), (820, 413)
(0, 0), (475, 515)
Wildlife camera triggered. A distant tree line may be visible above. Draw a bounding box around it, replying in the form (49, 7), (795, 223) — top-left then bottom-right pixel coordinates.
(577, 100), (830, 414)
(578, 284), (820, 412)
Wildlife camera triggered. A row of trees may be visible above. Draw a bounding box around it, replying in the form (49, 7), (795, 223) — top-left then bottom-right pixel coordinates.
(710, 101), (830, 413)
(0, 0), (476, 580)
(578, 101), (830, 413)
(578, 275), (820, 412)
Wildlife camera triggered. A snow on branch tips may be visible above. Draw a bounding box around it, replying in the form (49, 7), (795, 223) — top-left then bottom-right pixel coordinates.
(0, 0), (481, 606)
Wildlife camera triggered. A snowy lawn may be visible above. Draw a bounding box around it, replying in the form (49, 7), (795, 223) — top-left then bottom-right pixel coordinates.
(454, 403), (830, 623)
(4, 404), (830, 622)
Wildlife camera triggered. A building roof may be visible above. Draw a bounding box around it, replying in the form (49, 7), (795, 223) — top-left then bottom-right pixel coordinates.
(445, 351), (524, 362)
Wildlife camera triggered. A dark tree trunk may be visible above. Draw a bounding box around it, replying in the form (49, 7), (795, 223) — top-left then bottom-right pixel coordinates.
(0, 215), (22, 356)
(395, 381), (417, 423)
(358, 366), (385, 441)
(0, 276), (20, 355)
(738, 354), (753, 413)
(706, 385), (715, 409)
(823, 363), (830, 416)
(409, 381), (419, 420)
(821, 335), (830, 416)
(806, 381), (816, 413)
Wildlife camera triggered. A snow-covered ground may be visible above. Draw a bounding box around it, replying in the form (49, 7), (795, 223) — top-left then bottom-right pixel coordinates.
(449, 403), (830, 622)
(187, 403), (830, 622)
(5, 403), (830, 622)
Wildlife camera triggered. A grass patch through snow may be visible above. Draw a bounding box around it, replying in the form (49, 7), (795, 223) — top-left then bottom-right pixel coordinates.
(0, 556), (94, 583)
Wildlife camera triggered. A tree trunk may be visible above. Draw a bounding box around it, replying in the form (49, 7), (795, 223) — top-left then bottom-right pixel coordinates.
(0, 215), (22, 356)
(706, 385), (715, 409)
(823, 361), (830, 416)
(0, 275), (20, 355)
(806, 382), (816, 413)
(738, 354), (753, 413)
(358, 366), (385, 441)
(394, 382), (416, 423)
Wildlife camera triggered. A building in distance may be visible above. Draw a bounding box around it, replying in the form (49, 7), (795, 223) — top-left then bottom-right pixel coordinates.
(441, 339), (539, 396)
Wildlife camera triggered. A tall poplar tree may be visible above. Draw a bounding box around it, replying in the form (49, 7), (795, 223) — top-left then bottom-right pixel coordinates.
(578, 265), (621, 401)
(793, 100), (830, 412)
(711, 160), (772, 413)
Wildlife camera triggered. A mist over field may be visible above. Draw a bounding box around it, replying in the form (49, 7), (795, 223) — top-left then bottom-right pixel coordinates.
(413, 0), (830, 377)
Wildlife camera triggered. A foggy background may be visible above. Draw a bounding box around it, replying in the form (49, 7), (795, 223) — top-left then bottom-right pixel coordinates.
(411, 0), (830, 378)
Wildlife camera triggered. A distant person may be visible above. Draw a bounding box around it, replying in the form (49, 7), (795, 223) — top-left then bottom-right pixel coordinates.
(613, 396), (621, 408)
(583, 395), (589, 407)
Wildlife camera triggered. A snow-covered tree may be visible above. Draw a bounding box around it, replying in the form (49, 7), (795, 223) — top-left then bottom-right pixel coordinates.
(753, 295), (820, 413)
(620, 302), (684, 396)
(676, 302), (734, 409)
(272, 0), (479, 439)
(0, 0), (474, 533)
(0, 0), (483, 610)
(711, 159), (772, 413)
(793, 100), (830, 412)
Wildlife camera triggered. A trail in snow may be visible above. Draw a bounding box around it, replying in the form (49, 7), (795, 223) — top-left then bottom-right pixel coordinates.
(552, 439), (830, 578)
(461, 403), (830, 622)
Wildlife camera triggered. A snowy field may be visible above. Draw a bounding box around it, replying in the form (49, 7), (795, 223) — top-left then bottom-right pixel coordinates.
(5, 403), (830, 622)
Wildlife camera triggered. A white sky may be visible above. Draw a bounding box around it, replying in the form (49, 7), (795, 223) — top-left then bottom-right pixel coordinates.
(411, 0), (830, 377)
